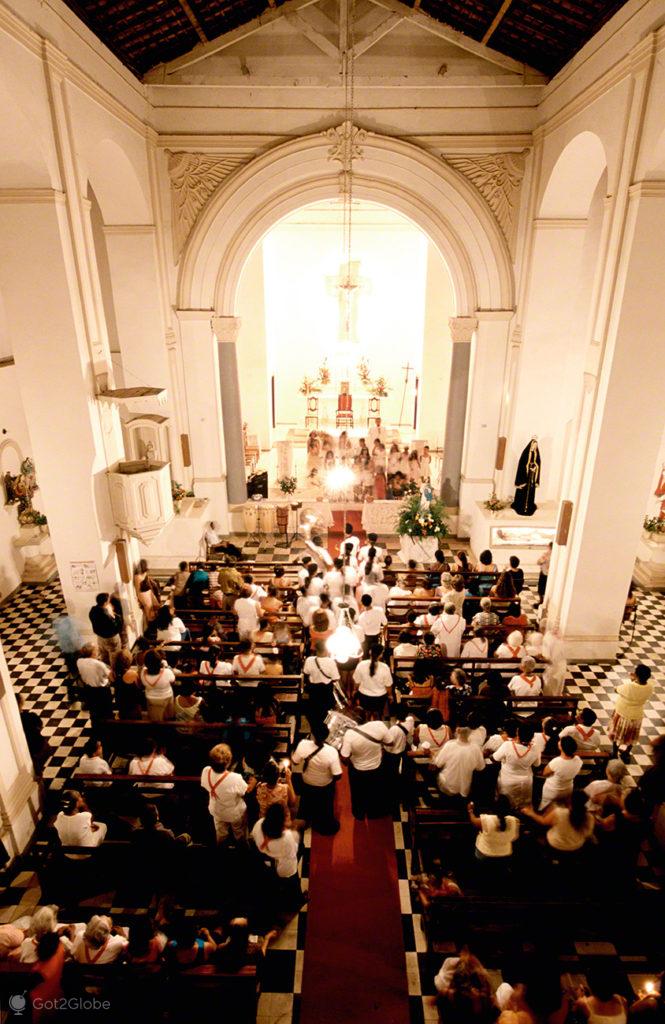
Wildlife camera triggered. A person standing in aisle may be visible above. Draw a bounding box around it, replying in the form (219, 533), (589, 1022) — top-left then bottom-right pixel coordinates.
(292, 722), (342, 834)
(340, 718), (392, 819)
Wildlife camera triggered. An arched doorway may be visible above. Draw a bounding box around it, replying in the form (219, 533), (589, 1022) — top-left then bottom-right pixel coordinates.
(176, 128), (516, 520)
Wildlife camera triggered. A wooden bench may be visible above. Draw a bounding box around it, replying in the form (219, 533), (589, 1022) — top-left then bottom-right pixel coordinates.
(391, 655), (546, 686)
(0, 941), (260, 1023)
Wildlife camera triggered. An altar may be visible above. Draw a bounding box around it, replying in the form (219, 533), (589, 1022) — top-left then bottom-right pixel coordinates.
(469, 500), (557, 572)
(314, 387), (373, 431)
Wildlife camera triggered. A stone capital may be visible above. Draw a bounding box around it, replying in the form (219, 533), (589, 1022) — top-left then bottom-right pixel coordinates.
(212, 315), (241, 344)
(448, 316), (478, 344)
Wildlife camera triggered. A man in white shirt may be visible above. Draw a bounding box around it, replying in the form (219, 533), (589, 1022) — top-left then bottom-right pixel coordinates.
(304, 641), (340, 722)
(305, 533), (334, 572)
(76, 738), (112, 787)
(297, 557), (313, 586)
(292, 721), (342, 834)
(296, 589), (320, 626)
(560, 708), (602, 751)
(76, 645), (113, 722)
(243, 574), (267, 600)
(365, 579), (390, 609)
(305, 565), (326, 597)
(384, 707), (414, 809)
(234, 587), (261, 639)
(338, 522), (360, 560)
(340, 719), (391, 819)
(436, 603), (466, 657)
(433, 726), (484, 798)
(323, 559), (346, 599)
(393, 631), (419, 657)
(358, 594), (387, 656)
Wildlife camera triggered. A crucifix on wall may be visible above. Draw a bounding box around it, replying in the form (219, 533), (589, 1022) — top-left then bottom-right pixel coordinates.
(325, 260), (370, 342)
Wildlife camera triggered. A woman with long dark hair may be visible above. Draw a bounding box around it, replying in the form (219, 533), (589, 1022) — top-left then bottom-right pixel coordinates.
(352, 643), (392, 718)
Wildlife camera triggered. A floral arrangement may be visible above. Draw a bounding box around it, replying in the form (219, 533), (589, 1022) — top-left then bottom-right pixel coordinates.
(299, 375), (321, 396)
(356, 359), (391, 397)
(18, 509), (47, 527)
(396, 494), (449, 539)
(171, 481), (194, 512)
(484, 491), (509, 513)
(643, 515), (665, 535)
(318, 361), (331, 387)
(278, 475), (298, 495)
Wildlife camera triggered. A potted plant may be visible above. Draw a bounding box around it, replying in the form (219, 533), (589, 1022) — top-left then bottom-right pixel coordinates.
(171, 480), (187, 513)
(396, 493), (449, 563)
(278, 476), (298, 496)
(642, 515), (665, 544)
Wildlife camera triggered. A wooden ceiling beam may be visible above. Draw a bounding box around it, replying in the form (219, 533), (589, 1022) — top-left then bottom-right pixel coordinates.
(366, 0), (546, 77)
(481, 0), (514, 45)
(176, 0), (208, 43)
(284, 10), (339, 57)
(151, 0), (322, 75)
(353, 12), (402, 56)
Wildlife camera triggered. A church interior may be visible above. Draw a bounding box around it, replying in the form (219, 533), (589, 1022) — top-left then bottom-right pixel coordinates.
(0, 0), (665, 1020)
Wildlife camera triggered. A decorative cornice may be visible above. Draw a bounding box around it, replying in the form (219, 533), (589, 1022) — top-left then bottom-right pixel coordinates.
(211, 316), (241, 344)
(533, 217), (588, 229)
(448, 316), (478, 343)
(103, 224), (156, 234)
(628, 181), (665, 199)
(412, 133), (532, 153)
(446, 152), (525, 257)
(167, 151), (253, 262)
(0, 188), (66, 205)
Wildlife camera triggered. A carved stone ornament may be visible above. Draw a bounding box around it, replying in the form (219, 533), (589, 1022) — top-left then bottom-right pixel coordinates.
(324, 121), (368, 166)
(446, 153), (526, 256)
(167, 151), (251, 262)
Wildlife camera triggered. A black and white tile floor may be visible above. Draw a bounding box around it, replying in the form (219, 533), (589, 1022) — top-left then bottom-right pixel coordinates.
(0, 537), (664, 1024)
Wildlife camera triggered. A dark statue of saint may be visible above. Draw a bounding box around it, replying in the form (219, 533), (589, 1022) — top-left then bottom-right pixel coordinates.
(511, 439), (541, 516)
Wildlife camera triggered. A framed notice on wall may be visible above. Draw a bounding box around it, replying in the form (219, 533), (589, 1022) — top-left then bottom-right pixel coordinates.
(70, 561), (99, 592)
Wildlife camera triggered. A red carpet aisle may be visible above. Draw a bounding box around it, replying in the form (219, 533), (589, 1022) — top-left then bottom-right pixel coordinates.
(299, 773), (410, 1024)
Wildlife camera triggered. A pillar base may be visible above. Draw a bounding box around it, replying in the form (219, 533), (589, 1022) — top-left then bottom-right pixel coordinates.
(562, 635), (620, 661)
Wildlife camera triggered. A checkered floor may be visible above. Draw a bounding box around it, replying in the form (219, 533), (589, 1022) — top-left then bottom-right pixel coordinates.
(1, 536), (664, 1024)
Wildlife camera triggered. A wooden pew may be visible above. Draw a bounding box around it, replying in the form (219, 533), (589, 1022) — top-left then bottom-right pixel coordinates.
(391, 655), (546, 688)
(96, 720), (294, 761)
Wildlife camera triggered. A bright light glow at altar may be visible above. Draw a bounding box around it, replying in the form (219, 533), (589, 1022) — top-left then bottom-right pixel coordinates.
(327, 607), (362, 663)
(325, 465), (356, 493)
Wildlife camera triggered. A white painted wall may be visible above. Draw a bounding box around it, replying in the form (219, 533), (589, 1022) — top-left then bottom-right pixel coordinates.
(258, 207), (432, 430)
(0, 364), (37, 600)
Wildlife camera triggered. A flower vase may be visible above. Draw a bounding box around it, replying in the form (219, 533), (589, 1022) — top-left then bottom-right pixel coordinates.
(399, 535), (439, 564)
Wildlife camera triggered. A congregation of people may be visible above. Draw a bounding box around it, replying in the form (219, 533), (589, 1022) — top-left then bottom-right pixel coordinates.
(11, 526), (665, 1023)
(306, 425), (432, 498)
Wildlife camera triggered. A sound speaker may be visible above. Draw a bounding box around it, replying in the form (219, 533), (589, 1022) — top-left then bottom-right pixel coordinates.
(181, 434), (191, 468)
(115, 538), (132, 583)
(495, 436), (507, 471)
(556, 500), (573, 546)
(247, 471), (268, 500)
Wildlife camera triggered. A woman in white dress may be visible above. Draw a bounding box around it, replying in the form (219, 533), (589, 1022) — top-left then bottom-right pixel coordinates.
(492, 720), (540, 808)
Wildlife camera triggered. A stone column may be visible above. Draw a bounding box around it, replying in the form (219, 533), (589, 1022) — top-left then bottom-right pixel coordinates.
(212, 316), (247, 505)
(458, 312), (513, 536)
(0, 641), (41, 859)
(176, 310), (229, 527)
(440, 316), (477, 507)
(547, 184), (665, 658)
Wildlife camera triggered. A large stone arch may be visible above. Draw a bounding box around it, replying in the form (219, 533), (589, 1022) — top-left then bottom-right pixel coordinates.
(177, 128), (515, 316)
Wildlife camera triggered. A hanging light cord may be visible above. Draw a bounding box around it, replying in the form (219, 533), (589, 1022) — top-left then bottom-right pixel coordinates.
(341, 0), (356, 337)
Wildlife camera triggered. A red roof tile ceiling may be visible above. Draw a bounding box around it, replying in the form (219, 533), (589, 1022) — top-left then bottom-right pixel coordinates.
(62, 0), (631, 78)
